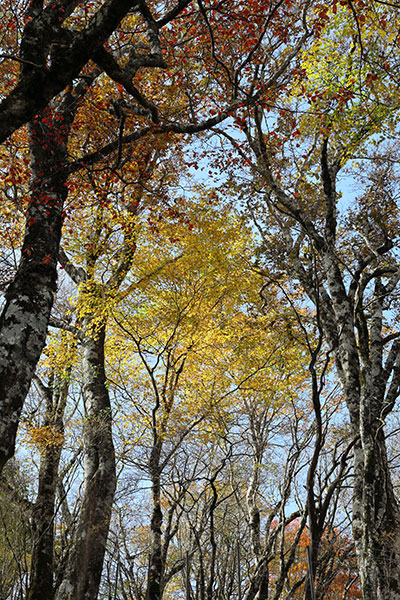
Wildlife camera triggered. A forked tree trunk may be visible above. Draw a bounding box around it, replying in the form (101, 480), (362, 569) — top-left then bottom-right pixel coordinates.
(249, 121), (400, 599)
(321, 252), (400, 600)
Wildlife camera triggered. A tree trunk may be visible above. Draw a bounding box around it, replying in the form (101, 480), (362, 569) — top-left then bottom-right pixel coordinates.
(352, 403), (400, 599)
(248, 122), (400, 598)
(321, 252), (400, 600)
(0, 111), (68, 472)
(245, 560), (269, 600)
(28, 374), (69, 600)
(245, 443), (269, 600)
(146, 442), (164, 600)
(55, 322), (116, 600)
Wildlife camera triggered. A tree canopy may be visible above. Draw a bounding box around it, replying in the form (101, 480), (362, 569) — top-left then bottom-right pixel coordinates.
(1, 1), (400, 599)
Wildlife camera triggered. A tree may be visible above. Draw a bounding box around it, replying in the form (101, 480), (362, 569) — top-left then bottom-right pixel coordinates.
(107, 198), (269, 600)
(0, 0), (314, 475)
(0, 459), (33, 600)
(0, 0), (173, 143)
(27, 341), (73, 600)
(8, 2), (400, 599)
(223, 2), (400, 597)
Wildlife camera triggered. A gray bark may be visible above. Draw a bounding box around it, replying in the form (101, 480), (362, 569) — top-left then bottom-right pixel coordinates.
(146, 442), (164, 600)
(55, 322), (116, 600)
(28, 373), (69, 600)
(0, 69), (99, 473)
(249, 122), (400, 599)
(352, 401), (400, 599)
(0, 108), (69, 472)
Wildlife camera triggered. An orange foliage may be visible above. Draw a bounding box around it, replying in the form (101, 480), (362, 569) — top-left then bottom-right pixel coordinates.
(269, 519), (362, 599)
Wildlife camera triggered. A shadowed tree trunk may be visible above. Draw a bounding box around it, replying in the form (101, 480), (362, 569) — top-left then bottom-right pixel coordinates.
(146, 441), (164, 600)
(0, 70), (99, 472)
(28, 372), (70, 600)
(0, 108), (70, 472)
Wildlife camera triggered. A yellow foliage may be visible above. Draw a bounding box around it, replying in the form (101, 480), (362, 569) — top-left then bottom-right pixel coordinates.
(106, 197), (309, 456)
(295, 2), (400, 153)
(22, 423), (64, 453)
(41, 330), (77, 378)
